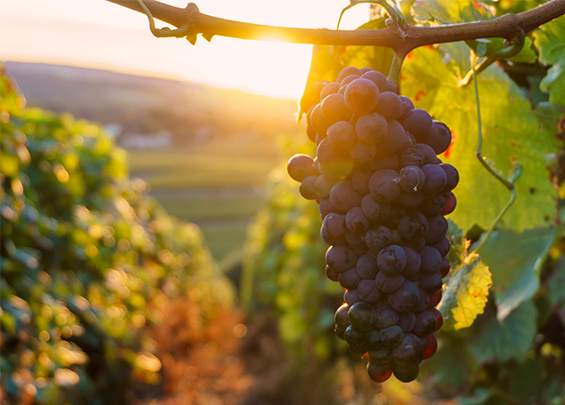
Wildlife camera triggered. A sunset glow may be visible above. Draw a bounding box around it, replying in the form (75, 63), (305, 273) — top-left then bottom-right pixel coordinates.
(0, 0), (370, 99)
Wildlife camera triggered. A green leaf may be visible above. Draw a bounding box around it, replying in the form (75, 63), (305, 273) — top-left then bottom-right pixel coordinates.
(508, 358), (543, 402)
(412, 0), (493, 25)
(468, 300), (537, 363)
(534, 17), (565, 106)
(547, 259), (565, 307)
(447, 219), (466, 269)
(439, 253), (492, 331)
(457, 388), (493, 405)
(478, 226), (556, 321)
(402, 46), (562, 232)
(427, 336), (471, 388)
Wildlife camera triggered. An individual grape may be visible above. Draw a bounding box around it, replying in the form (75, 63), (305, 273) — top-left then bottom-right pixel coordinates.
(344, 325), (368, 346)
(428, 290), (442, 308)
(345, 230), (365, 247)
(287, 154), (316, 182)
(355, 113), (388, 144)
(340, 74), (361, 88)
(441, 192), (456, 215)
(423, 334), (438, 360)
(335, 326), (345, 340)
(320, 226), (347, 246)
(375, 92), (403, 121)
(352, 243), (369, 257)
(402, 247), (422, 276)
(325, 265), (340, 282)
(356, 255), (379, 279)
(398, 190), (425, 209)
(369, 153), (399, 171)
(415, 143), (437, 165)
(397, 212), (429, 242)
(361, 194), (390, 221)
(388, 280), (420, 312)
(320, 82), (340, 101)
(419, 246), (442, 273)
(306, 124), (317, 143)
(337, 66), (361, 82)
(349, 343), (369, 356)
(398, 95), (414, 120)
(299, 175), (318, 200)
(365, 226), (392, 250)
(387, 79), (399, 94)
(431, 237), (450, 257)
(300, 80), (328, 113)
(351, 165), (372, 196)
(369, 169), (401, 203)
(348, 302), (378, 331)
(391, 229), (402, 245)
(344, 289), (361, 306)
(327, 121), (356, 150)
(398, 312), (416, 333)
(357, 279), (382, 303)
(419, 271), (443, 292)
(422, 121), (451, 154)
(330, 180), (363, 213)
(392, 334), (425, 365)
(413, 311), (437, 337)
(346, 207), (370, 233)
(419, 194), (445, 216)
(321, 93), (351, 123)
(421, 164), (447, 194)
(429, 308), (443, 332)
(380, 325), (404, 349)
(392, 363), (419, 383)
(439, 257), (450, 278)
(325, 245), (359, 272)
(382, 205), (407, 228)
(413, 287), (431, 313)
(361, 70), (388, 92)
(338, 85), (347, 95)
(349, 139), (378, 164)
(319, 198), (336, 219)
(369, 346), (392, 364)
(374, 305), (399, 329)
(377, 245), (407, 275)
(339, 267), (361, 289)
(360, 67), (373, 74)
(376, 272), (405, 294)
(401, 109), (433, 141)
(344, 78), (380, 115)
(366, 329), (382, 349)
(309, 103), (330, 135)
(401, 237), (426, 252)
(314, 175), (334, 199)
(400, 148), (425, 168)
(426, 214), (448, 243)
(439, 163), (459, 191)
(317, 137), (349, 166)
(367, 362), (393, 383)
(378, 120), (410, 154)
(406, 271), (422, 282)
(334, 303), (350, 330)
(399, 166), (426, 193)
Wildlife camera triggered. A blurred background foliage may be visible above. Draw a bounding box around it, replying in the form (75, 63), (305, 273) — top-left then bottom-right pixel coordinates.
(1, 0), (565, 404)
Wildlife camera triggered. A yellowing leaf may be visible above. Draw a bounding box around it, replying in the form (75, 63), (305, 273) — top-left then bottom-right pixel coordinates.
(439, 253), (491, 330)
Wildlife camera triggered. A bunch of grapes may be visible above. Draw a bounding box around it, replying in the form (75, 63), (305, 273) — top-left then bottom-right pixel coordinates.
(288, 66), (458, 383)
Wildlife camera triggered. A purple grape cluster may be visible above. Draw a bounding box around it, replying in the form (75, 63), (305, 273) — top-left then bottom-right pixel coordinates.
(288, 66), (459, 383)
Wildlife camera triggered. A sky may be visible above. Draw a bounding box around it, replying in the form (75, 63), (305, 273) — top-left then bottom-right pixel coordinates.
(0, 0), (370, 99)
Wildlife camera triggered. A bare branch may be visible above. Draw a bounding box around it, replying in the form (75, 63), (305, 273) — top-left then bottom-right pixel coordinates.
(106, 0), (565, 52)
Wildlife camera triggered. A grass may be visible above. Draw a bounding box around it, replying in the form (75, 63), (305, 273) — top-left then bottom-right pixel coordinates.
(126, 138), (282, 264)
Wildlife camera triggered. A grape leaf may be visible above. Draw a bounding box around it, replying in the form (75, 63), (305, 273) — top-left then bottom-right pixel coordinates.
(509, 358), (544, 403)
(439, 252), (491, 331)
(534, 17), (565, 106)
(447, 219), (466, 269)
(402, 46), (562, 232)
(547, 259), (565, 307)
(468, 300), (537, 363)
(456, 388), (493, 405)
(426, 336), (471, 388)
(478, 226), (556, 321)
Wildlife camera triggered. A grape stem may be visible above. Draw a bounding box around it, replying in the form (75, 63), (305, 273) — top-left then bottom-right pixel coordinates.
(458, 27), (526, 87)
(106, 0), (565, 52)
(337, 0), (407, 31)
(471, 52), (523, 255)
